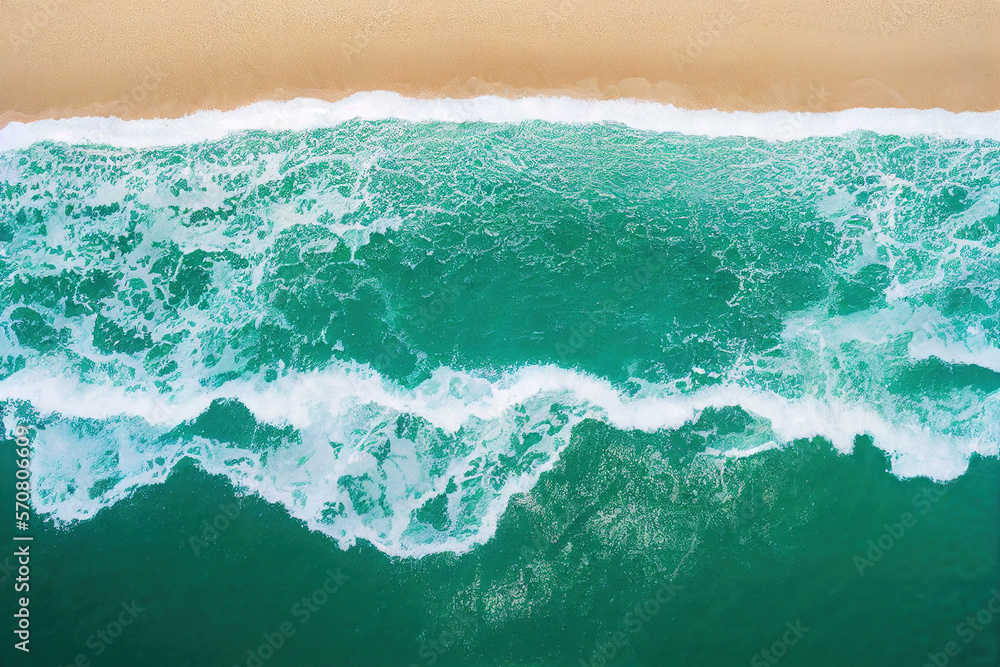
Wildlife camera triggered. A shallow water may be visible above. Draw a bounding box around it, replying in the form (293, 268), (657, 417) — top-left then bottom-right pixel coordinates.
(1, 101), (998, 665)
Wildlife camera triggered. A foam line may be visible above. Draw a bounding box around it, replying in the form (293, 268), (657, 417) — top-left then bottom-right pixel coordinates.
(3, 93), (1000, 151)
(5, 361), (993, 557)
(2, 362), (992, 480)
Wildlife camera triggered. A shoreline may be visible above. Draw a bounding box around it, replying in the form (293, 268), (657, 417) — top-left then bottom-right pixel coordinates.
(4, 94), (1000, 151)
(2, 0), (998, 129)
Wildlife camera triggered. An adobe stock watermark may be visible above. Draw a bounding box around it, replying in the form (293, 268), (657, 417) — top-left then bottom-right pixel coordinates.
(579, 534), (696, 667)
(340, 0), (408, 61)
(545, 0), (583, 33)
(113, 66), (167, 114)
(774, 84), (834, 141)
(853, 484), (947, 576)
(6, 0), (68, 52)
(673, 0), (749, 73)
(527, 499), (593, 555)
(878, 0), (919, 40)
(802, 84), (833, 111)
(195, 0), (241, 52)
(231, 568), (350, 667)
(579, 577), (681, 667)
(211, 0), (240, 19)
(923, 589), (1000, 667)
(750, 620), (809, 667)
(188, 501), (241, 556)
(405, 610), (477, 667)
(729, 485), (769, 532)
(374, 278), (467, 370)
(411, 282), (468, 334)
(55, 600), (146, 667)
(12, 424), (33, 653)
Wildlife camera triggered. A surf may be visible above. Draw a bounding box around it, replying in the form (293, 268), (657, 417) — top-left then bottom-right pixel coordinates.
(1, 106), (997, 558)
(4, 93), (1000, 151)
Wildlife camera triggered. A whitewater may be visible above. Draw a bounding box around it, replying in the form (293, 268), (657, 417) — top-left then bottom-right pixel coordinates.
(1, 94), (998, 557)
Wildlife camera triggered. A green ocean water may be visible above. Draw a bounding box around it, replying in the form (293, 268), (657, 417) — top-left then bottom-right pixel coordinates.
(1, 118), (999, 665)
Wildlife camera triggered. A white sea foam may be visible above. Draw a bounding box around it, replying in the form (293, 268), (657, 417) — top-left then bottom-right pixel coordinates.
(3, 93), (1000, 151)
(2, 91), (998, 558)
(706, 441), (782, 459)
(3, 357), (996, 557)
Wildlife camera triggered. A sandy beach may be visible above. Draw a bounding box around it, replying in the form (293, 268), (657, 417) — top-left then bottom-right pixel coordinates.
(1, 0), (998, 125)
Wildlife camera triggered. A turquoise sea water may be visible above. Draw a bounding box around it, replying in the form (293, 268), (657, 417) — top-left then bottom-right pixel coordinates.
(1, 110), (999, 665)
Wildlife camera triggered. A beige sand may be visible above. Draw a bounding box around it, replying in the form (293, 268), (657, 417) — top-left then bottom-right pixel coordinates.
(1, 0), (998, 127)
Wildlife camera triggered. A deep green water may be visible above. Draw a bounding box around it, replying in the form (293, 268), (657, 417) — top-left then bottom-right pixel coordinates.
(1, 119), (999, 665)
